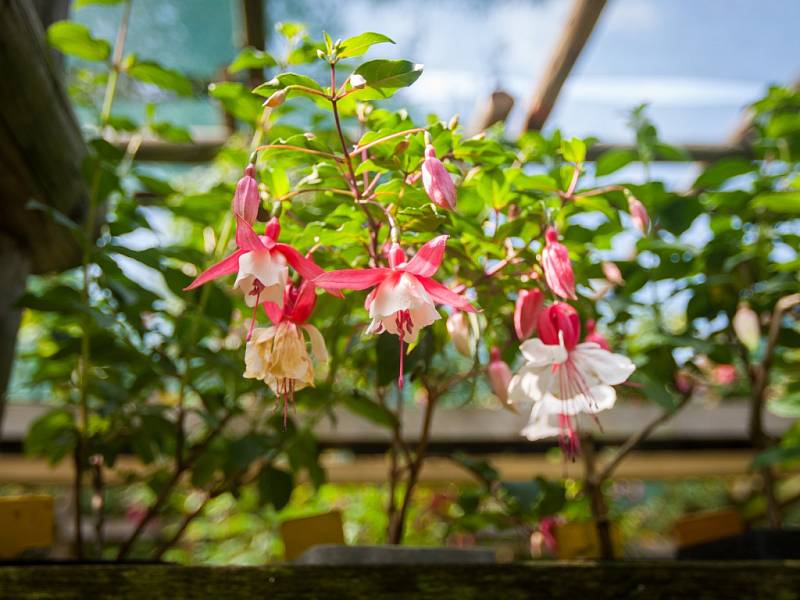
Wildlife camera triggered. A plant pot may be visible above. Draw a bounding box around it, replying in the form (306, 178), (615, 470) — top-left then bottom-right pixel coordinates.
(293, 544), (496, 565)
(0, 495), (53, 559)
(673, 508), (743, 549)
(677, 528), (800, 560)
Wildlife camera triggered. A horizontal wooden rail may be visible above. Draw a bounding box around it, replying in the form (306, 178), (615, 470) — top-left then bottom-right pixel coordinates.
(1, 562), (799, 598)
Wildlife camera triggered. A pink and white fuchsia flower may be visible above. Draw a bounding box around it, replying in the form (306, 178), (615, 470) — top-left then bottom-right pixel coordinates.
(421, 144), (457, 210)
(315, 235), (476, 388)
(508, 302), (635, 458)
(541, 227), (576, 300)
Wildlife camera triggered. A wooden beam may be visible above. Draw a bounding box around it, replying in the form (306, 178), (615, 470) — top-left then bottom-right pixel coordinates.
(0, 0), (89, 274)
(469, 89), (515, 134)
(522, 0), (607, 132)
(240, 0), (267, 89)
(586, 142), (755, 162)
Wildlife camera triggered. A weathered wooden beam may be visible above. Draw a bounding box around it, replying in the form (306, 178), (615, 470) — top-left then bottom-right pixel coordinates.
(1, 563), (799, 598)
(240, 0), (267, 89)
(0, 0), (89, 274)
(522, 0), (607, 132)
(469, 89), (515, 134)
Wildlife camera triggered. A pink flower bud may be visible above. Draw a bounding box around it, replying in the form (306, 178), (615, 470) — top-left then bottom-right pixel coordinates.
(627, 192), (649, 234)
(674, 371), (694, 395)
(538, 302), (580, 350)
(584, 319), (610, 350)
(265, 216), (281, 241)
(488, 347), (513, 404)
(387, 242), (406, 268)
(421, 144), (457, 210)
(712, 364), (737, 386)
(541, 227), (576, 300)
(232, 165), (259, 225)
(446, 312), (472, 356)
(263, 88), (287, 108)
(733, 302), (760, 352)
(514, 288), (544, 341)
(601, 261), (624, 286)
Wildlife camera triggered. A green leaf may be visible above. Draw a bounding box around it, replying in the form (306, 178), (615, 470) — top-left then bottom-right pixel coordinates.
(342, 392), (396, 428)
(560, 137), (586, 164)
(753, 191), (800, 214)
(228, 47), (277, 73)
(767, 393), (800, 418)
(47, 22), (110, 62)
(74, 0), (125, 6)
(127, 60), (193, 95)
(151, 121), (192, 143)
(337, 32), (394, 59)
(692, 158), (754, 189)
(257, 465), (294, 511)
(24, 409), (77, 465)
(595, 148), (637, 177)
(352, 59), (423, 100)
(252, 73), (323, 97)
(752, 444), (800, 469)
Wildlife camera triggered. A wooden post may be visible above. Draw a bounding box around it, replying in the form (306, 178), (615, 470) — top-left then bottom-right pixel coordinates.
(0, 0), (88, 437)
(469, 90), (515, 134)
(522, 0), (607, 132)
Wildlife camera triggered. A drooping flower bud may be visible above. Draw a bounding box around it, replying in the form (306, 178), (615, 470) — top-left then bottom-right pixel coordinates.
(584, 319), (610, 350)
(541, 227), (576, 300)
(602, 261), (624, 286)
(733, 302), (760, 352)
(446, 312), (472, 356)
(263, 88), (287, 108)
(421, 144), (457, 210)
(386, 242), (406, 268)
(349, 73), (367, 89)
(712, 364), (737, 386)
(626, 191), (649, 234)
(488, 347), (513, 405)
(232, 165), (260, 226)
(538, 302), (580, 350)
(514, 288), (544, 341)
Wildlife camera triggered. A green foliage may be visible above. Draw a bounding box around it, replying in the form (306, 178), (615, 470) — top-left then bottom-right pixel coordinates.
(47, 22), (110, 61)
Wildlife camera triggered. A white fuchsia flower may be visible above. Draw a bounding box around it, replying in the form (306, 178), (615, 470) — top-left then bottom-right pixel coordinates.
(508, 302), (635, 458)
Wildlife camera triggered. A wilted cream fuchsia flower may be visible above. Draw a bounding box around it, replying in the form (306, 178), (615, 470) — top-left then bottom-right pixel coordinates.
(315, 235), (476, 388)
(514, 288), (544, 340)
(584, 319), (610, 350)
(541, 227), (576, 300)
(626, 191), (650, 234)
(509, 302), (635, 458)
(488, 347), (513, 408)
(421, 144), (457, 210)
(245, 282), (328, 426)
(733, 302), (760, 352)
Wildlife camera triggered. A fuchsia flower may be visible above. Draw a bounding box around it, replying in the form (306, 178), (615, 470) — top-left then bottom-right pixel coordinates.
(488, 347), (513, 407)
(509, 302), (635, 459)
(541, 227), (576, 300)
(514, 288), (544, 341)
(712, 364), (737, 386)
(627, 193), (650, 234)
(584, 319), (610, 350)
(421, 144), (457, 210)
(186, 216), (323, 307)
(315, 235), (476, 388)
(601, 261), (624, 286)
(245, 282), (328, 426)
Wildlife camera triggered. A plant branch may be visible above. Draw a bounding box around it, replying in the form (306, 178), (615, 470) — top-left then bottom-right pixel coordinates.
(349, 128), (426, 157)
(256, 144), (344, 162)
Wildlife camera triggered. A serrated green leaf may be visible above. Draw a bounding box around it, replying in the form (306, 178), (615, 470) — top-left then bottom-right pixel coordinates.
(258, 465), (294, 511)
(595, 148), (637, 177)
(753, 191), (800, 214)
(74, 0), (125, 6)
(337, 32), (394, 59)
(342, 392), (396, 428)
(47, 22), (110, 61)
